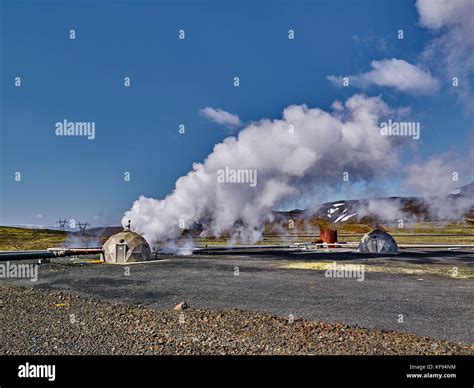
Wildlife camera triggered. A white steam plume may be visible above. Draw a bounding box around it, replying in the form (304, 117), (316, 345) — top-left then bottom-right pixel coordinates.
(404, 153), (474, 220)
(123, 94), (400, 245)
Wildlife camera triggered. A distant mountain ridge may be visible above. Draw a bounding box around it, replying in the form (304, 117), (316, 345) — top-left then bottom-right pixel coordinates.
(312, 182), (474, 224)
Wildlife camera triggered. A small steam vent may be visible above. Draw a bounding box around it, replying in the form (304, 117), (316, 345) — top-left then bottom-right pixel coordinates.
(102, 220), (151, 263)
(358, 229), (398, 254)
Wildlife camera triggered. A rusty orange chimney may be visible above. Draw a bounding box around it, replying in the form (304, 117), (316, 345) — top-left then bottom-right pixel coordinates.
(319, 228), (337, 244)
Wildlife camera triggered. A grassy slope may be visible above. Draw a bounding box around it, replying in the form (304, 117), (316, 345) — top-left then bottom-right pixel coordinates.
(1, 220), (474, 251)
(0, 227), (67, 250)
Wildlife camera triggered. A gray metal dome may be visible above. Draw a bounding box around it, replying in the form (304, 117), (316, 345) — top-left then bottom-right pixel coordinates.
(358, 229), (398, 254)
(102, 227), (151, 263)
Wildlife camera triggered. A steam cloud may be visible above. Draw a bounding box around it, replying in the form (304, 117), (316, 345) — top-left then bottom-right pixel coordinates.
(123, 94), (401, 245)
(404, 153), (474, 220)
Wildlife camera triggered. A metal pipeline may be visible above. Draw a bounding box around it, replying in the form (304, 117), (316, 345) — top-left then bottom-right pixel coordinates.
(0, 248), (104, 261)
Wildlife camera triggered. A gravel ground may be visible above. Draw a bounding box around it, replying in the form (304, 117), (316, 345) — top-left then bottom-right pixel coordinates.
(0, 285), (471, 355)
(20, 251), (473, 343)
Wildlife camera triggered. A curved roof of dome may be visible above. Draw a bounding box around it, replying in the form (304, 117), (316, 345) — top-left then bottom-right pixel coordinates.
(358, 229), (398, 254)
(103, 230), (147, 246)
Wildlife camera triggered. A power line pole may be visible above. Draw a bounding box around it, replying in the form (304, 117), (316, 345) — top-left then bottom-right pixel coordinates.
(77, 222), (89, 234)
(57, 219), (67, 231)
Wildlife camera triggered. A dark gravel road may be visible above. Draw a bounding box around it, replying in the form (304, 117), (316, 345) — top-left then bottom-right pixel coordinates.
(1, 248), (472, 346)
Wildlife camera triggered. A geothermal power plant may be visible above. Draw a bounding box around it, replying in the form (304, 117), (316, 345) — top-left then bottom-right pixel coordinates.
(3, 219), (474, 264)
(3, 180), (474, 263)
(2, 184), (474, 265)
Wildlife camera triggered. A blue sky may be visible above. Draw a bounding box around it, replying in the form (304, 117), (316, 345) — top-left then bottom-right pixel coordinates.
(1, 0), (473, 227)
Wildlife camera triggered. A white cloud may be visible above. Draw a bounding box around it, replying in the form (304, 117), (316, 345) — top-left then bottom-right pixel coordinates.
(200, 107), (242, 128)
(416, 0), (474, 109)
(327, 58), (439, 94)
(416, 0), (474, 34)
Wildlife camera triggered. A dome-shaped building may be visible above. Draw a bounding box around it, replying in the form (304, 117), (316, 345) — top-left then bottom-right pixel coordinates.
(102, 222), (151, 263)
(358, 229), (398, 254)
